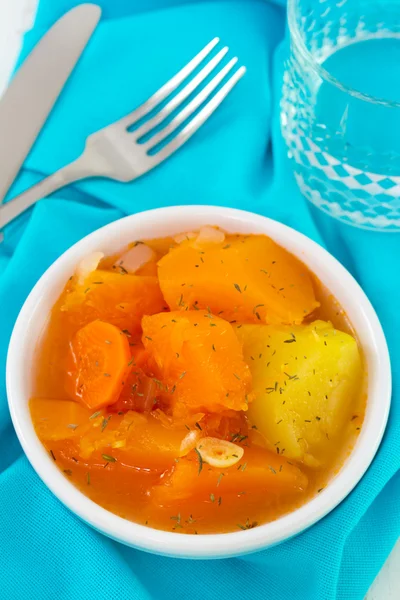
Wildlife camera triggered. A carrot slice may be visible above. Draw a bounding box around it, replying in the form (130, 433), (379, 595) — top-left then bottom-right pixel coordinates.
(65, 320), (131, 410)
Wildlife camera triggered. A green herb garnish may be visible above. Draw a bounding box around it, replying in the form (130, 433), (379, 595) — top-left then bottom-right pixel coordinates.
(101, 416), (111, 432)
(194, 448), (203, 475)
(102, 454), (116, 463)
(170, 514), (181, 523)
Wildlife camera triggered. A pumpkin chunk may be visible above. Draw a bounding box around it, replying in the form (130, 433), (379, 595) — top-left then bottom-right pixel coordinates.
(142, 311), (253, 415)
(158, 234), (318, 324)
(151, 446), (308, 504)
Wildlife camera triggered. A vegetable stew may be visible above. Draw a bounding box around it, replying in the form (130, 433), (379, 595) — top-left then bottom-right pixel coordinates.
(30, 227), (366, 534)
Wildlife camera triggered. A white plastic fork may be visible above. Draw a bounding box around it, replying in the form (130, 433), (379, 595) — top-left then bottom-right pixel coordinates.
(0, 38), (246, 229)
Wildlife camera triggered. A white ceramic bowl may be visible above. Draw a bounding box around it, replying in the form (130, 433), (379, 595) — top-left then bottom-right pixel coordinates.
(7, 206), (391, 559)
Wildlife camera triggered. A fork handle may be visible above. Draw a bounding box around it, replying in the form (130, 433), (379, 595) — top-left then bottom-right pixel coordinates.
(0, 157), (95, 229)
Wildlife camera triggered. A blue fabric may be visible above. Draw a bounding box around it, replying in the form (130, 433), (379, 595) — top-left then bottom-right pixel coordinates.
(1, 1), (399, 599)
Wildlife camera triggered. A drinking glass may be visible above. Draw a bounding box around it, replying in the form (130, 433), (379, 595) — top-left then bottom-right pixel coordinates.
(281, 0), (400, 231)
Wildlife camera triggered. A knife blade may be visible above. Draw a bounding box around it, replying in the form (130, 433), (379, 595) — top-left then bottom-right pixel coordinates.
(0, 3), (101, 204)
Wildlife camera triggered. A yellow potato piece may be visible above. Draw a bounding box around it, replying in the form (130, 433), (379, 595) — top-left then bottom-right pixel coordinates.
(236, 320), (362, 464)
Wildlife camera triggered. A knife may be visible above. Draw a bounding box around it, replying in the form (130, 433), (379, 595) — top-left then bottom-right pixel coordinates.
(0, 3), (101, 204)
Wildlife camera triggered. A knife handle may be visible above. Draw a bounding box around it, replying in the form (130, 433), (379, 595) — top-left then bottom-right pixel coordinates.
(0, 158), (95, 230)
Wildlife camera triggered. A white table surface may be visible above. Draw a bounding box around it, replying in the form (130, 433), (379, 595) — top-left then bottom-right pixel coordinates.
(0, 0), (398, 598)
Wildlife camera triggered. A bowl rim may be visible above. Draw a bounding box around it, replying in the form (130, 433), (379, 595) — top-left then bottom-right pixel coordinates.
(7, 205), (391, 559)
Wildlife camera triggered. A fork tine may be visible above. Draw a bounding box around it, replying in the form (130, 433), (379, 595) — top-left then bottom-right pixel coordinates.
(150, 66), (246, 163)
(133, 46), (229, 140)
(118, 37), (220, 129)
(144, 58), (240, 151)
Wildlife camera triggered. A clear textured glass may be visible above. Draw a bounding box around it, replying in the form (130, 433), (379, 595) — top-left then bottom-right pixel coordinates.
(281, 0), (400, 231)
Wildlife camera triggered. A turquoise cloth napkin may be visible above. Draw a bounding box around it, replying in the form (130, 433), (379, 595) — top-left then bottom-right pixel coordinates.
(1, 1), (399, 599)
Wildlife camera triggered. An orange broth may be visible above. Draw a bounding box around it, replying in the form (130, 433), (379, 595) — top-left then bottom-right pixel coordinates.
(30, 230), (366, 534)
